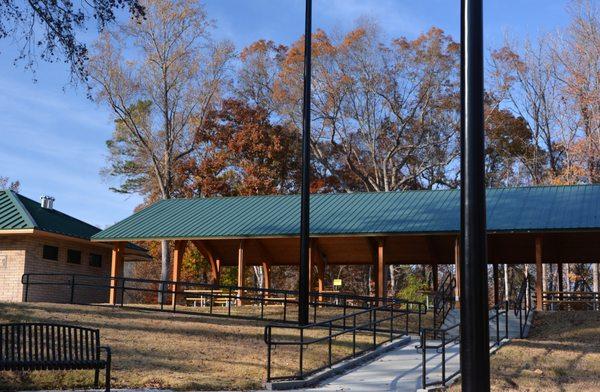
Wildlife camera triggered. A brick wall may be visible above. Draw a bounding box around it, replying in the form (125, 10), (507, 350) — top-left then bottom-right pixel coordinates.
(1, 234), (112, 303)
(0, 237), (26, 302)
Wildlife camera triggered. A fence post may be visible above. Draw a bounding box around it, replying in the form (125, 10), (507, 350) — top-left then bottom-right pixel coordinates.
(24, 274), (30, 302)
(421, 331), (426, 389)
(328, 321), (332, 367)
(441, 330), (446, 385)
(283, 292), (288, 322)
(496, 306), (500, 346)
(390, 302), (394, 340)
(172, 281), (178, 312)
(372, 308), (377, 348)
(69, 274), (76, 304)
(120, 278), (126, 307)
(299, 328), (304, 379)
(353, 314), (357, 357)
(505, 301), (509, 340)
(266, 327), (272, 382)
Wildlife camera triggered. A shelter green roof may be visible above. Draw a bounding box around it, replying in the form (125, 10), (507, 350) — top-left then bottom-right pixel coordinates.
(92, 185), (600, 242)
(0, 190), (101, 239)
(0, 190), (146, 255)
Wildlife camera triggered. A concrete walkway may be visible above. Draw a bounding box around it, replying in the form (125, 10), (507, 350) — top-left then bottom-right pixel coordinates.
(302, 310), (532, 392)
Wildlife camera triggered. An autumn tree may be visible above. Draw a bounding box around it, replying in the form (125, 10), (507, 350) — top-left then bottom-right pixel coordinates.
(240, 24), (461, 193)
(89, 0), (234, 298)
(1, 0), (144, 80)
(180, 99), (301, 197)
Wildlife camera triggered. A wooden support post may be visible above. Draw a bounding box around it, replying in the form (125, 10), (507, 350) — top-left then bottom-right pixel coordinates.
(454, 237), (461, 306)
(262, 261), (270, 290)
(109, 242), (125, 305)
(535, 236), (543, 311)
(171, 240), (187, 310)
(237, 240), (245, 306)
(557, 262), (564, 302)
(308, 241), (313, 293)
(377, 238), (385, 301)
(492, 263), (499, 305)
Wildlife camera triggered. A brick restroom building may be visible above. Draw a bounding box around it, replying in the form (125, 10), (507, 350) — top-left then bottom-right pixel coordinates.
(0, 190), (146, 303)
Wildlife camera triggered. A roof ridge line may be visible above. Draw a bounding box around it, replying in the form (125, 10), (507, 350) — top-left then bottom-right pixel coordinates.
(5, 190), (37, 228)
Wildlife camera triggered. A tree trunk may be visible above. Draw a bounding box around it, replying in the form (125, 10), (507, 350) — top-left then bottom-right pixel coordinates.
(593, 263), (599, 292)
(504, 264), (509, 302)
(158, 240), (170, 304)
(388, 265), (396, 296)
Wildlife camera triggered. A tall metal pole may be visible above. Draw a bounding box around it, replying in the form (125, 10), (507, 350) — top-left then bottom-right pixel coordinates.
(298, 0), (312, 326)
(460, 0), (490, 390)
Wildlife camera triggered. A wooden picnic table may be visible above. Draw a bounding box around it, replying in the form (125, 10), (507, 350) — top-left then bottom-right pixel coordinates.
(184, 289), (234, 307)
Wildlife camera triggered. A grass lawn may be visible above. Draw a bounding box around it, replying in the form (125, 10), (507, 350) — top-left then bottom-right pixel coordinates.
(0, 301), (423, 390)
(451, 311), (600, 391)
(0, 302), (270, 390)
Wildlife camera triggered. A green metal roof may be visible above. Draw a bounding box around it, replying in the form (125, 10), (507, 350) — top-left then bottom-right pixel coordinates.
(92, 185), (600, 241)
(0, 190), (103, 239)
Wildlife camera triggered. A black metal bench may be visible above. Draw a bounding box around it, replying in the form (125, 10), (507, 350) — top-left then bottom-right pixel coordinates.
(0, 323), (112, 391)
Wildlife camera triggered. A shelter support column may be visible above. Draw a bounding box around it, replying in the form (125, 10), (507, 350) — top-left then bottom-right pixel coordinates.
(262, 261), (271, 290)
(109, 242), (125, 305)
(171, 240), (187, 310)
(432, 264), (439, 292)
(237, 240), (245, 305)
(454, 237), (461, 306)
(376, 238), (385, 301)
(492, 263), (499, 305)
(535, 236), (543, 311)
(557, 263), (564, 301)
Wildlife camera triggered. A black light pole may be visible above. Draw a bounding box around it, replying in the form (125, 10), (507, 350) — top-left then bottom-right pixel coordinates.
(460, 0), (490, 390)
(298, 0), (312, 326)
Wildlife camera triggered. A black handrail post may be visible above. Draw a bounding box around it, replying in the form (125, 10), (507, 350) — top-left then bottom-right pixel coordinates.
(421, 331), (426, 389)
(372, 308), (377, 349)
(120, 278), (126, 307)
(442, 330), (447, 385)
(352, 314), (357, 357)
(505, 300), (509, 339)
(328, 321), (332, 367)
(69, 274), (75, 304)
(266, 327), (272, 382)
(299, 328), (304, 378)
(495, 306), (500, 346)
(297, 0), (312, 326)
(24, 274), (30, 302)
(460, 0), (490, 390)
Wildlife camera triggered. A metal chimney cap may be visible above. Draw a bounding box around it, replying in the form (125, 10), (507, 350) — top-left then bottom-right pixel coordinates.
(40, 195), (55, 209)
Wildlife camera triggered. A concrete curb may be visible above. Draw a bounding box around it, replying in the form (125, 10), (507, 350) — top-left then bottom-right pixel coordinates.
(265, 335), (412, 390)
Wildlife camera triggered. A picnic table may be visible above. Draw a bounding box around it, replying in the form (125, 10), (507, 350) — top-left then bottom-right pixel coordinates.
(184, 289), (234, 307)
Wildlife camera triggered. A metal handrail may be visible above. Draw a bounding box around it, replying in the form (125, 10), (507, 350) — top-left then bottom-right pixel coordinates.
(264, 300), (426, 382)
(420, 300), (509, 389)
(513, 274), (533, 338)
(22, 273), (408, 324)
(432, 273), (456, 332)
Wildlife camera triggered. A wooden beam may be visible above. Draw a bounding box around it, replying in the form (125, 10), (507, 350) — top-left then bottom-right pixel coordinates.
(535, 236), (543, 311)
(312, 239), (326, 295)
(192, 240), (220, 284)
(109, 242), (125, 305)
(238, 240), (245, 305)
(171, 240), (187, 310)
(432, 264), (439, 292)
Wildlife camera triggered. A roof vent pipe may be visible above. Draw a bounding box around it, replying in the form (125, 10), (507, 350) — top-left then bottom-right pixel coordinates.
(40, 195), (55, 209)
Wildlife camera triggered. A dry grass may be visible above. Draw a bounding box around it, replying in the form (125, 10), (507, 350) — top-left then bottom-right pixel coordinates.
(450, 311), (600, 392)
(0, 301), (422, 391)
(0, 302), (278, 390)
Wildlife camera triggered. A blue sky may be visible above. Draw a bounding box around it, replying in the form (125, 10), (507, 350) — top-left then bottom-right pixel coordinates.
(0, 0), (569, 228)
